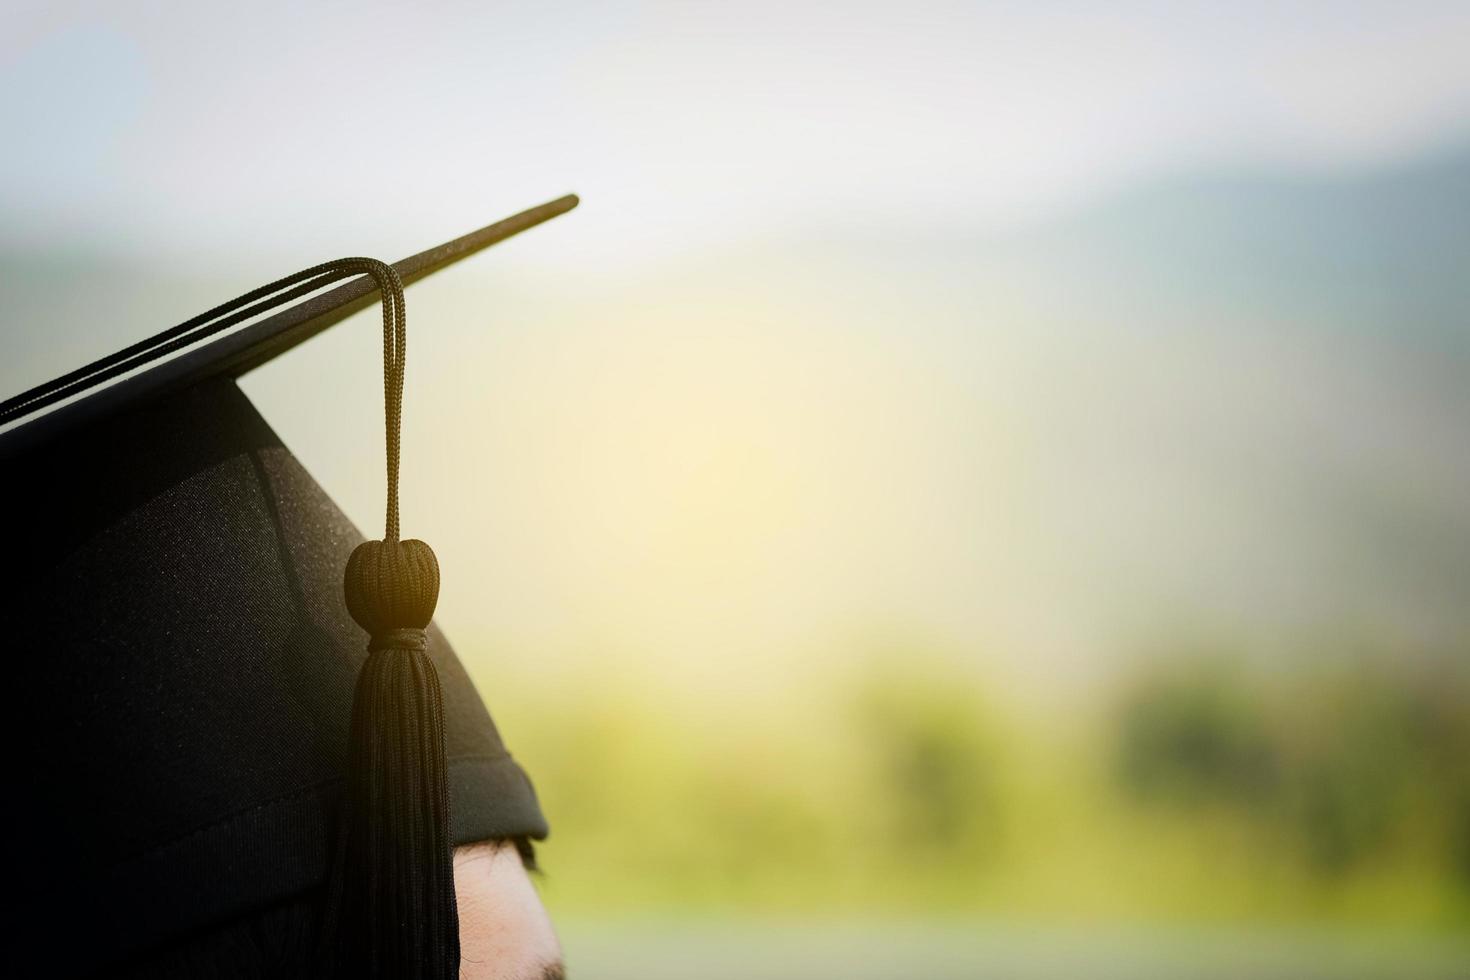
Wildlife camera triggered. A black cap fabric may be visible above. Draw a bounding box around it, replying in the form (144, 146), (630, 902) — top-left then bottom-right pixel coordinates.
(9, 378), (545, 972)
(0, 200), (576, 976)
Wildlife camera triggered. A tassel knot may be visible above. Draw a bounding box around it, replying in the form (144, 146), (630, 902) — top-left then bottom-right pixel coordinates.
(343, 538), (440, 633)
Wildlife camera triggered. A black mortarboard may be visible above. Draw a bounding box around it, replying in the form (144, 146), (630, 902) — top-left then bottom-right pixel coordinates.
(2, 196), (578, 978)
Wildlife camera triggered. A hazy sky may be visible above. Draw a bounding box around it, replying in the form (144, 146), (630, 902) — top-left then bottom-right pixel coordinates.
(3, 1), (1469, 270)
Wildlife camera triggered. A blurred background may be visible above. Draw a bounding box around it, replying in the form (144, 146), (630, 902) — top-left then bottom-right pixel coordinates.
(3, 2), (1469, 976)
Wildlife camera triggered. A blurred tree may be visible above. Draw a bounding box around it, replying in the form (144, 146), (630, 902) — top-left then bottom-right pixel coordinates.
(1278, 670), (1417, 874)
(1115, 663), (1277, 809)
(853, 665), (1004, 872)
(1115, 648), (1470, 890)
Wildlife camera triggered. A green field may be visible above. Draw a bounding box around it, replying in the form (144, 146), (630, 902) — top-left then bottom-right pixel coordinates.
(478, 639), (1470, 977)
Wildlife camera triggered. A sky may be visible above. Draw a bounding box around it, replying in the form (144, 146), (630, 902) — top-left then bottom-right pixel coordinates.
(3, 1), (1469, 269)
(3, 1), (1469, 701)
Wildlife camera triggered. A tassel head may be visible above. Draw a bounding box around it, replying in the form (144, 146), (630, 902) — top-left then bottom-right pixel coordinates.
(344, 538), (440, 633)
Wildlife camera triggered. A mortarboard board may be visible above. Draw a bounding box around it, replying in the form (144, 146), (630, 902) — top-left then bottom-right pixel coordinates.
(2, 196), (578, 977)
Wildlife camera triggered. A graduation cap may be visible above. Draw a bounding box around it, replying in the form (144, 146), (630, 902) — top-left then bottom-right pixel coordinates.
(2, 196), (578, 978)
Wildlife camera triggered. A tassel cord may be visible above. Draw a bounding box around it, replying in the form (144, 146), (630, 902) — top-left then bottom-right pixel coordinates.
(0, 258), (405, 425)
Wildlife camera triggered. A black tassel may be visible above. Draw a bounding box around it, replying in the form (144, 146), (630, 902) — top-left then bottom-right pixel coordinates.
(322, 537), (457, 978)
(313, 255), (458, 975)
